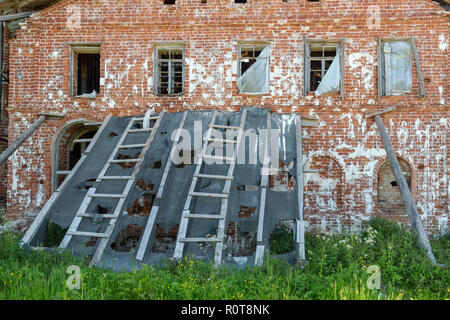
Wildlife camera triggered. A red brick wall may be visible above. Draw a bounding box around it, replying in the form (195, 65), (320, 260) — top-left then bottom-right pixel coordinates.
(4, 0), (449, 234)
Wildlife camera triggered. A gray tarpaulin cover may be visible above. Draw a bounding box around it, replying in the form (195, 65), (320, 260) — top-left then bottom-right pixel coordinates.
(383, 41), (412, 95)
(237, 47), (270, 94)
(315, 49), (341, 96)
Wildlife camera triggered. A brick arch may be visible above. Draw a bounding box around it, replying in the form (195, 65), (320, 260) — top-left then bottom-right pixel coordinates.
(374, 156), (417, 218)
(304, 155), (344, 215)
(51, 115), (102, 192)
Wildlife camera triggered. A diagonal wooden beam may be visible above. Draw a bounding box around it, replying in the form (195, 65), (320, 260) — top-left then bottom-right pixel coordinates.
(364, 106), (397, 119)
(372, 114), (437, 265)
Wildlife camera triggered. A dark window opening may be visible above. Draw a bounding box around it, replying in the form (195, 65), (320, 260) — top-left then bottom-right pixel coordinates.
(308, 45), (337, 92)
(164, 0), (176, 4)
(156, 47), (184, 96)
(239, 46), (264, 75)
(235, 0), (247, 3)
(77, 53), (100, 96)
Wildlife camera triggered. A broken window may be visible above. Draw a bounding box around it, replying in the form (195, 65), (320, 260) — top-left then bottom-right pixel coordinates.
(155, 46), (184, 96)
(237, 45), (270, 94)
(305, 43), (342, 95)
(379, 40), (413, 96)
(70, 45), (101, 97)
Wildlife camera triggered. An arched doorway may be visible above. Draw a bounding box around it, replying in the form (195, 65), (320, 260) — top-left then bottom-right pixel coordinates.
(377, 158), (412, 214)
(52, 121), (99, 191)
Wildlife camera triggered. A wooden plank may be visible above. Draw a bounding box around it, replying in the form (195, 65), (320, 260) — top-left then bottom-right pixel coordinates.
(157, 111), (188, 199)
(0, 115), (46, 166)
(136, 111), (188, 261)
(117, 143), (147, 149)
(142, 110), (151, 129)
(127, 128), (154, 133)
(0, 11), (35, 22)
(135, 205), (160, 261)
(59, 188), (95, 249)
(194, 174), (233, 180)
(21, 116), (112, 247)
(303, 35), (308, 96)
(209, 124), (241, 130)
(300, 118), (319, 127)
(257, 112), (271, 244)
(67, 231), (108, 238)
(90, 112), (165, 267)
(77, 213), (118, 219)
(202, 155), (236, 163)
(214, 109), (248, 269)
(340, 37), (345, 99)
(189, 192), (228, 199)
(88, 193), (126, 199)
(255, 245), (265, 267)
(377, 37), (383, 102)
(174, 111), (218, 261)
(98, 176), (134, 181)
(365, 106), (397, 119)
(374, 115), (437, 265)
(295, 114), (306, 262)
(411, 38), (426, 98)
(205, 138), (238, 144)
(73, 139), (92, 144)
(183, 214), (225, 220)
(109, 159), (140, 164)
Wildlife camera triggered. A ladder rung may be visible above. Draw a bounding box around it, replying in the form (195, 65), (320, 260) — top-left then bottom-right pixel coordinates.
(127, 128), (154, 133)
(73, 139), (93, 143)
(98, 176), (134, 180)
(209, 125), (241, 130)
(205, 138), (238, 144)
(66, 231), (109, 238)
(109, 159), (140, 164)
(183, 214), (225, 220)
(202, 155), (235, 162)
(133, 116), (160, 122)
(117, 144), (147, 149)
(189, 192), (228, 199)
(89, 193), (127, 199)
(194, 174), (233, 180)
(77, 213), (118, 219)
(179, 237), (222, 243)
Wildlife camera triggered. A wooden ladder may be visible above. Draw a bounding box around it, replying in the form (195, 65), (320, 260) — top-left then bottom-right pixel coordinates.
(59, 111), (164, 266)
(135, 111), (189, 261)
(173, 109), (247, 269)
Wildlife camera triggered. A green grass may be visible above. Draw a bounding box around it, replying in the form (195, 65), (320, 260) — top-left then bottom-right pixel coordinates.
(0, 218), (448, 300)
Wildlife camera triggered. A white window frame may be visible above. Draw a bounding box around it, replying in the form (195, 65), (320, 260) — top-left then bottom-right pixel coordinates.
(154, 44), (185, 96)
(237, 43), (270, 95)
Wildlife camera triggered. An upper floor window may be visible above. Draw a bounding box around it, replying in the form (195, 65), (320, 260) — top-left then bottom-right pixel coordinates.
(237, 44), (270, 94)
(305, 42), (342, 96)
(379, 40), (413, 96)
(154, 46), (185, 96)
(70, 45), (101, 98)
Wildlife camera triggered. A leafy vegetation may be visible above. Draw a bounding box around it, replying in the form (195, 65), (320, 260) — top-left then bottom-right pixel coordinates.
(0, 218), (448, 300)
(269, 223), (294, 255)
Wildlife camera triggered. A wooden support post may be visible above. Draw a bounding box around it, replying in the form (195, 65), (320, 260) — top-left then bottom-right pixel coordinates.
(295, 114), (306, 263)
(0, 114), (65, 166)
(367, 107), (437, 265)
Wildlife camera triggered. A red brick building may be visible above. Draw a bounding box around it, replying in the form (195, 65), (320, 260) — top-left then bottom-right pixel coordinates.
(1, 0), (448, 235)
